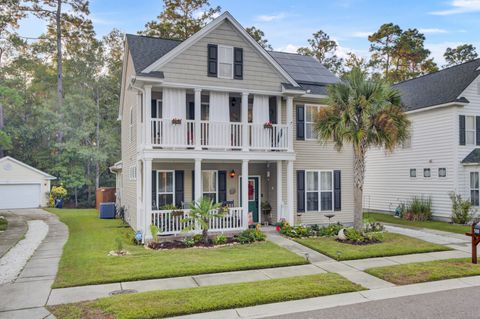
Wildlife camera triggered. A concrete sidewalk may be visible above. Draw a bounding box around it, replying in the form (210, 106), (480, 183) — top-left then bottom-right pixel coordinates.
(0, 209), (68, 319)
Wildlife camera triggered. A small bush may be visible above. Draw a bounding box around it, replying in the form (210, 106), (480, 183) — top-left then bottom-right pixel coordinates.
(403, 196), (432, 221)
(317, 223), (343, 237)
(160, 204), (177, 210)
(450, 192), (475, 224)
(49, 185), (68, 207)
(213, 234), (227, 245)
(364, 221), (384, 233)
(193, 234), (203, 244)
(344, 228), (364, 242)
(150, 224), (159, 242)
(182, 237), (195, 247)
(115, 237), (123, 253)
(237, 229), (266, 244)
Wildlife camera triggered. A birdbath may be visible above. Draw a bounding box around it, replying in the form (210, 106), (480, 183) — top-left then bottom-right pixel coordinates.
(325, 214), (335, 224)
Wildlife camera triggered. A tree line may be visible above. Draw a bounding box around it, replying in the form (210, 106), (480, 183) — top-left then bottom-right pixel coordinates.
(0, 0), (477, 207)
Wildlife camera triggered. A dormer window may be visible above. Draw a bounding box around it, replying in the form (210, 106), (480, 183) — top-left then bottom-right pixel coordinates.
(207, 44), (243, 80)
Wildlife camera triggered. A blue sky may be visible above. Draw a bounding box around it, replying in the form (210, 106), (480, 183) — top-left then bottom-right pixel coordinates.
(18, 0), (480, 65)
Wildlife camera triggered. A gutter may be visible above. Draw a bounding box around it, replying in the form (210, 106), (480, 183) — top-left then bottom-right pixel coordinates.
(406, 101), (468, 115)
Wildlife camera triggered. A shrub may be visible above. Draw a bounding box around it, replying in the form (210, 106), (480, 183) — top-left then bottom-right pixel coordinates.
(160, 204), (177, 210)
(237, 229), (266, 244)
(193, 234), (203, 244)
(150, 224), (159, 242)
(341, 227), (384, 243)
(364, 221), (384, 233)
(344, 228), (364, 242)
(403, 196), (432, 221)
(49, 185), (68, 207)
(213, 234), (227, 245)
(450, 192), (475, 224)
(317, 223), (343, 237)
(115, 237), (123, 253)
(182, 237), (195, 247)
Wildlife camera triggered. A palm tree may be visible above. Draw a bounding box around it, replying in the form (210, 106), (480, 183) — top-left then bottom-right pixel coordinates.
(315, 68), (410, 230)
(183, 197), (225, 245)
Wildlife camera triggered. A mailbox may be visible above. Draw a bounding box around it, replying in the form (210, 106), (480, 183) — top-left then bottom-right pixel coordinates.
(475, 224), (480, 235)
(466, 222), (480, 264)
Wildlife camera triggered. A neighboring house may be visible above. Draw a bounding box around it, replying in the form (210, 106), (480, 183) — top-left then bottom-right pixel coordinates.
(364, 58), (480, 221)
(116, 11), (354, 240)
(0, 156), (56, 209)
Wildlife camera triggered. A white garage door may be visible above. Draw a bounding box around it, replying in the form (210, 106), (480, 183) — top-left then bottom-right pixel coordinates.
(0, 184), (41, 209)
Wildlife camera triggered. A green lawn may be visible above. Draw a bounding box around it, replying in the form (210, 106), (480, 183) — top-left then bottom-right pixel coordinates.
(48, 273), (364, 319)
(0, 217), (7, 231)
(365, 212), (470, 235)
(48, 208), (307, 288)
(294, 233), (451, 261)
(366, 258), (480, 285)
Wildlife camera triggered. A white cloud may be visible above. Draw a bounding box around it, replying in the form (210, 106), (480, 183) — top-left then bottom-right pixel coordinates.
(418, 28), (448, 34)
(193, 10), (220, 20)
(429, 0), (480, 15)
(255, 13), (286, 22)
(351, 31), (372, 38)
(275, 44), (299, 53)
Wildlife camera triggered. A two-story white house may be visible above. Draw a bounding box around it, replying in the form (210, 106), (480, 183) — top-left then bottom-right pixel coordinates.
(115, 12), (355, 240)
(364, 58), (480, 220)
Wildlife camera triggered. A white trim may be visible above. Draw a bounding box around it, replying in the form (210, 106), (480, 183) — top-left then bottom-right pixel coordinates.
(0, 156), (55, 179)
(301, 93), (328, 99)
(305, 169), (334, 213)
(141, 149), (296, 162)
(118, 36), (130, 120)
(406, 101), (467, 114)
(156, 170), (175, 208)
(239, 175), (261, 224)
(217, 44), (234, 80)
(141, 11), (299, 87)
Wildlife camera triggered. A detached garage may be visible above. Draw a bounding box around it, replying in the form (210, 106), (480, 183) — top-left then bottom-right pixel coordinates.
(0, 156), (56, 209)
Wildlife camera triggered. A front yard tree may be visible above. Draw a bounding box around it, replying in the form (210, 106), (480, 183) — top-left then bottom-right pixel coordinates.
(246, 26), (272, 50)
(297, 30), (343, 75)
(184, 197), (224, 245)
(140, 0), (221, 40)
(444, 44), (478, 67)
(315, 68), (410, 230)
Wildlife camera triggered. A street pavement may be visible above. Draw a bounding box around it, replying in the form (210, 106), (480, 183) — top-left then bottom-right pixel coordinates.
(264, 286), (480, 319)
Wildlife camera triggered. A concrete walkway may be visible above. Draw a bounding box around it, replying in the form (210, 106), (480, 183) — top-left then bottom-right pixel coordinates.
(0, 209), (68, 319)
(0, 213), (28, 258)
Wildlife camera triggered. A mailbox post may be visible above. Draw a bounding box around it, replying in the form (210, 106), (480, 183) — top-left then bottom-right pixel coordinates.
(465, 222), (480, 264)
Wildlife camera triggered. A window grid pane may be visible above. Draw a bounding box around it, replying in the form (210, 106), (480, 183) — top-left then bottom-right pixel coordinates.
(306, 172), (318, 191)
(307, 192), (319, 211)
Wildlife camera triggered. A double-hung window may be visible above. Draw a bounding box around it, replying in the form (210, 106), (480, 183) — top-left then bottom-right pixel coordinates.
(305, 170), (333, 212)
(471, 172), (479, 206)
(466, 116), (476, 145)
(157, 171), (174, 208)
(129, 165), (136, 181)
(305, 105), (320, 140)
(218, 45), (233, 79)
(202, 170), (218, 202)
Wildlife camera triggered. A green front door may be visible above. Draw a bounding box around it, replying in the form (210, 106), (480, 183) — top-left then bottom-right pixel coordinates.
(248, 177), (260, 223)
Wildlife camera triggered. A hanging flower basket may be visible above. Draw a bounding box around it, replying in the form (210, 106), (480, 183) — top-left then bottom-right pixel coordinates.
(172, 118), (182, 125)
(263, 121), (273, 129)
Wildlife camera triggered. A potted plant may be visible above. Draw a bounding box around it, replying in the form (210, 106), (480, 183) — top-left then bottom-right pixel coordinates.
(263, 121), (273, 129)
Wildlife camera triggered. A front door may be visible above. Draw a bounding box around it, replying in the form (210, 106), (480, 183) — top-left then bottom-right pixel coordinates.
(248, 177), (260, 223)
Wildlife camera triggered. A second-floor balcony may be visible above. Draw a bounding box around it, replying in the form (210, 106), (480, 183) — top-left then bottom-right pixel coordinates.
(151, 119), (290, 151)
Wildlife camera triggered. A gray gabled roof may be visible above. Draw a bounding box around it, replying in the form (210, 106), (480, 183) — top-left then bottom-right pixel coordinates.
(394, 58), (480, 111)
(462, 148), (480, 164)
(125, 34), (338, 89)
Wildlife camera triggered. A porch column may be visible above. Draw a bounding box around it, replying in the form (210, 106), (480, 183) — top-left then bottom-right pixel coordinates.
(286, 96), (293, 152)
(194, 88), (202, 150)
(194, 158), (202, 201)
(286, 160), (294, 225)
(242, 92), (249, 151)
(144, 85), (152, 149)
(136, 159), (144, 231)
(241, 159), (249, 228)
(276, 160), (283, 222)
(144, 158), (153, 241)
(276, 96), (282, 125)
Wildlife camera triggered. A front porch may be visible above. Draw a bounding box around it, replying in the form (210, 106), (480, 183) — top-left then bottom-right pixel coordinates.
(137, 158), (295, 240)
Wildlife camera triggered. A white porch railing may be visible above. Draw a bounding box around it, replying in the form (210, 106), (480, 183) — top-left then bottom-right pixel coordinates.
(151, 118), (289, 151)
(150, 207), (244, 235)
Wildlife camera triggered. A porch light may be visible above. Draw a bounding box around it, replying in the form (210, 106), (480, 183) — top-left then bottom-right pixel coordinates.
(229, 170), (236, 178)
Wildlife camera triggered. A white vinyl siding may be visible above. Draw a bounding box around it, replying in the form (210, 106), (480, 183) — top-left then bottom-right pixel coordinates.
(218, 45), (233, 79)
(157, 170), (175, 207)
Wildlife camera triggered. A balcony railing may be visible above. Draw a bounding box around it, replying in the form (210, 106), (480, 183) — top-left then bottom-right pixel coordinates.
(150, 207), (245, 235)
(150, 119), (289, 151)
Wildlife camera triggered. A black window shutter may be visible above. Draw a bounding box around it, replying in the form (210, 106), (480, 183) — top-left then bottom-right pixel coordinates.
(459, 115), (466, 145)
(296, 105), (305, 140)
(218, 171), (227, 203)
(207, 44), (218, 77)
(152, 171), (157, 210)
(191, 170), (195, 202)
(234, 47), (243, 80)
(334, 170), (341, 211)
(174, 170), (184, 208)
(151, 99), (157, 118)
(297, 170), (305, 212)
(476, 116), (480, 146)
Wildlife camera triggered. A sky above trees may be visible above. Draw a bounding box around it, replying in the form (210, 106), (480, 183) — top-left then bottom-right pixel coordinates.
(16, 0), (480, 65)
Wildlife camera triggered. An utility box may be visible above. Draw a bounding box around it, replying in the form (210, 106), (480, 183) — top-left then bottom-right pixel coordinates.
(96, 187), (116, 211)
(99, 202), (116, 219)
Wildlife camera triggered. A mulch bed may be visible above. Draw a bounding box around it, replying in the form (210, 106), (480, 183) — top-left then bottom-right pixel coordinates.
(148, 236), (238, 250)
(335, 238), (382, 245)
